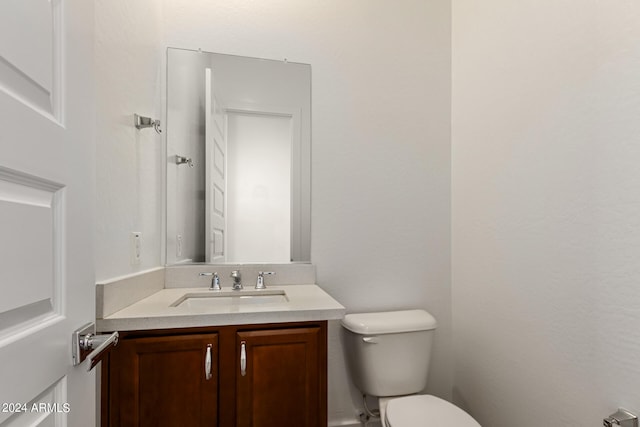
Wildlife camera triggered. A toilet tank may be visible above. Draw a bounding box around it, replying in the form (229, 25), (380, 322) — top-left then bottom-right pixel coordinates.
(341, 310), (437, 397)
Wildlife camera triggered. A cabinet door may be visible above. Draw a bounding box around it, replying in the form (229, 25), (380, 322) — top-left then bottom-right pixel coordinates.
(236, 327), (325, 427)
(109, 333), (218, 427)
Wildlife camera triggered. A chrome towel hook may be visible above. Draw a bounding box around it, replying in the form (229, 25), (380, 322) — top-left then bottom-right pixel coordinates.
(134, 114), (162, 134)
(176, 155), (194, 168)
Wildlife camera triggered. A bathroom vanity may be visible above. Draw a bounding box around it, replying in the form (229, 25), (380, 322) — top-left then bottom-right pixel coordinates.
(101, 321), (326, 427)
(96, 268), (344, 427)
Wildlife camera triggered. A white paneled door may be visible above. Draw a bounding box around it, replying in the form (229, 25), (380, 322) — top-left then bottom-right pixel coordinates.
(205, 68), (226, 263)
(0, 0), (96, 426)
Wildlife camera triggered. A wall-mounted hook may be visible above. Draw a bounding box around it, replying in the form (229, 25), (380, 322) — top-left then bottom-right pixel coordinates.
(176, 155), (194, 168)
(134, 114), (162, 134)
(604, 409), (638, 427)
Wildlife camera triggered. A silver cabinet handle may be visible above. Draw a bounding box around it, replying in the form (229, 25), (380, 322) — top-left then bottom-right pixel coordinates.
(205, 344), (212, 380)
(240, 341), (247, 376)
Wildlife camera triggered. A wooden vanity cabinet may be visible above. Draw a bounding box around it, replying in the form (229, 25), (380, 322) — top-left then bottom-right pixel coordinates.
(236, 327), (323, 427)
(102, 321), (327, 427)
(104, 333), (219, 427)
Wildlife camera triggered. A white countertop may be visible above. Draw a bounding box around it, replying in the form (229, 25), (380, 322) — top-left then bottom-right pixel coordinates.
(97, 284), (345, 332)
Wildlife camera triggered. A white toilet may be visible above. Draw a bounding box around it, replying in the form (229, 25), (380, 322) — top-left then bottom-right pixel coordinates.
(341, 310), (480, 427)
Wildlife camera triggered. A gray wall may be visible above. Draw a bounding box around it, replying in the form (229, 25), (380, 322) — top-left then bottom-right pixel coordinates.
(95, 0), (163, 281)
(452, 1), (640, 425)
(166, 48), (209, 263)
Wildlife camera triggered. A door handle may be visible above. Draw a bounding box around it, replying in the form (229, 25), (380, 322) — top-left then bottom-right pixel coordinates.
(205, 344), (213, 380)
(240, 341), (247, 376)
(72, 323), (119, 371)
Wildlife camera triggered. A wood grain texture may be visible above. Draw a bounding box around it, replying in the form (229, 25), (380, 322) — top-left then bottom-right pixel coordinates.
(108, 333), (218, 426)
(103, 321), (327, 427)
(236, 328), (322, 427)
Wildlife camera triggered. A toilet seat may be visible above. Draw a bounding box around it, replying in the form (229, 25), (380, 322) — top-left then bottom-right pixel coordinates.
(385, 395), (481, 427)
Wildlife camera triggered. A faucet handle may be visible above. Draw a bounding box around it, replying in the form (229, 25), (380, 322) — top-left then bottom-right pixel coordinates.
(256, 271), (275, 290)
(199, 272), (221, 291)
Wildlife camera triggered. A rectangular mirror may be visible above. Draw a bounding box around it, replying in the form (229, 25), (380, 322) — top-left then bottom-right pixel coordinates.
(166, 48), (311, 264)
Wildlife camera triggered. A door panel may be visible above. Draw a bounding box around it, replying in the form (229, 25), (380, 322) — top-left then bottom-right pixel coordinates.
(0, 0), (95, 425)
(236, 328), (322, 427)
(0, 0), (61, 119)
(108, 334), (219, 427)
(205, 68), (226, 262)
(0, 172), (61, 331)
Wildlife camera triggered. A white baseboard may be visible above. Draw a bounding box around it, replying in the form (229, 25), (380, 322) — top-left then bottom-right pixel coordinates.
(329, 418), (379, 427)
(328, 422), (361, 427)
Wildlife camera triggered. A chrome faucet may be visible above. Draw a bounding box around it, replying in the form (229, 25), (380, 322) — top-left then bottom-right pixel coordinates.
(199, 272), (221, 291)
(230, 270), (242, 290)
(256, 271), (275, 290)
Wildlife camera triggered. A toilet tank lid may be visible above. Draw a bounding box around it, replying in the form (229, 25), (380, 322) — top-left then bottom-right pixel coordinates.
(341, 310), (437, 335)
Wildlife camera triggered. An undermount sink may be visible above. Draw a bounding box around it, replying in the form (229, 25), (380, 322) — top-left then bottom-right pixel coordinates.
(170, 289), (289, 309)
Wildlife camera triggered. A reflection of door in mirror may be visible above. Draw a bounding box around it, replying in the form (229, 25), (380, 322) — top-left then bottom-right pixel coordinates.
(204, 68), (226, 263)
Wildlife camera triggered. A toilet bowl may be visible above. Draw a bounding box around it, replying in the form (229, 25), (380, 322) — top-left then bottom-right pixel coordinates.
(341, 310), (481, 427)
